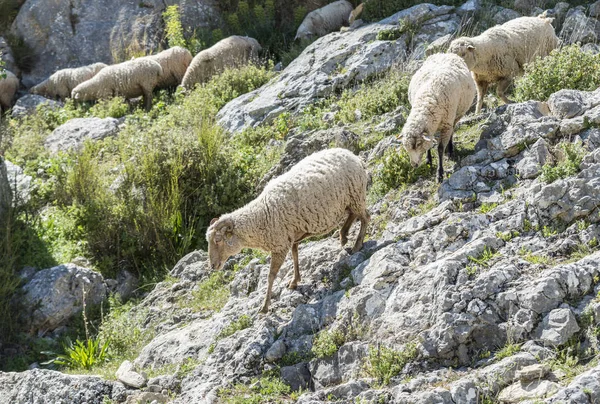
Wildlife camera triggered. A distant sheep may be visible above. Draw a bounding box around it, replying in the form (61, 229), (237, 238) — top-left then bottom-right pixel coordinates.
(71, 59), (162, 111)
(448, 15), (558, 113)
(143, 46), (192, 89)
(181, 36), (261, 90)
(30, 63), (107, 101)
(348, 3), (364, 25)
(206, 148), (369, 313)
(295, 0), (355, 41)
(399, 53), (476, 183)
(0, 70), (19, 115)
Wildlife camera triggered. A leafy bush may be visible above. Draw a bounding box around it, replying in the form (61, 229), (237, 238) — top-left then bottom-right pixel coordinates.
(373, 148), (432, 196)
(43, 337), (109, 370)
(364, 342), (418, 386)
(163, 5), (186, 49)
(539, 142), (585, 184)
(514, 45), (600, 102)
(312, 329), (346, 358)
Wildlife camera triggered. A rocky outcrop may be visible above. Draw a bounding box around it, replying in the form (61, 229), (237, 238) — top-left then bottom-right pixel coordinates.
(10, 94), (63, 118)
(45, 117), (122, 153)
(11, 0), (220, 87)
(22, 263), (107, 333)
(218, 3), (460, 133)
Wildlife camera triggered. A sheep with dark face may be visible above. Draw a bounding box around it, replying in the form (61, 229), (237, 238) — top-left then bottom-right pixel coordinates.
(448, 15), (558, 113)
(399, 53), (476, 183)
(206, 148), (369, 313)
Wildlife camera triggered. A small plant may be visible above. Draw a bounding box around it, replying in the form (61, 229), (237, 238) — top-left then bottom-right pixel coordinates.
(541, 225), (558, 238)
(515, 45), (600, 102)
(216, 315), (253, 341)
(377, 28), (403, 41)
(162, 5), (187, 49)
(495, 342), (521, 360)
(312, 328), (346, 358)
(479, 202), (498, 214)
(43, 337), (109, 370)
(518, 247), (554, 267)
(218, 375), (294, 404)
(496, 230), (519, 242)
(373, 148), (432, 196)
(364, 342), (418, 386)
(188, 271), (231, 312)
(539, 142), (586, 184)
(467, 246), (500, 268)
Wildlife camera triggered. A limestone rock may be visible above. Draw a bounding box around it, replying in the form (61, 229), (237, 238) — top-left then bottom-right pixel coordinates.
(536, 308), (580, 346)
(11, 94), (63, 118)
(498, 379), (559, 403)
(45, 117), (121, 153)
(560, 8), (600, 45)
(116, 360), (147, 389)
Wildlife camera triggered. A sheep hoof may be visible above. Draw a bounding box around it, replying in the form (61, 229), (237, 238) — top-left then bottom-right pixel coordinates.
(258, 305), (269, 314)
(340, 236), (348, 246)
(288, 281), (298, 290)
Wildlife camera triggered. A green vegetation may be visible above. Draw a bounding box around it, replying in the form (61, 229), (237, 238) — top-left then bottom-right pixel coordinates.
(539, 143), (586, 184)
(312, 328), (346, 358)
(519, 247), (554, 267)
(479, 202), (498, 214)
(496, 230), (519, 242)
(494, 342), (521, 360)
(43, 337), (109, 370)
(217, 315), (253, 341)
(217, 375), (299, 404)
(515, 45), (600, 102)
(467, 246), (500, 268)
(187, 271), (232, 312)
(163, 5), (187, 49)
(373, 148), (433, 196)
(363, 342), (418, 386)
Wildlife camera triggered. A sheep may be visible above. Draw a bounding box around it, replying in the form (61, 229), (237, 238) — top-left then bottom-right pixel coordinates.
(349, 3), (364, 25)
(143, 46), (192, 89)
(0, 70), (19, 115)
(448, 15), (558, 114)
(181, 36), (261, 91)
(295, 0), (355, 41)
(206, 148), (370, 314)
(30, 63), (107, 101)
(71, 58), (162, 111)
(399, 53), (476, 183)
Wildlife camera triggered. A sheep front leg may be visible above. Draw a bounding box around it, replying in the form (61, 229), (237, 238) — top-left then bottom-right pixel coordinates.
(426, 149), (433, 167)
(475, 80), (488, 114)
(446, 135), (454, 159)
(142, 87), (153, 112)
(351, 211), (370, 254)
(437, 125), (454, 183)
(288, 243), (301, 290)
(496, 78), (513, 105)
(259, 250), (288, 314)
(340, 213), (357, 246)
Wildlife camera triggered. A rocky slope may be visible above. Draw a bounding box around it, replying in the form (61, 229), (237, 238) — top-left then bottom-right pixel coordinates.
(3, 1), (600, 404)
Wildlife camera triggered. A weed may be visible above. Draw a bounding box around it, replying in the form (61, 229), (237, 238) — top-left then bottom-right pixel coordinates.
(372, 148), (433, 196)
(187, 271), (232, 312)
(363, 342), (418, 386)
(216, 315), (253, 341)
(467, 246), (500, 268)
(479, 202), (498, 214)
(162, 5), (186, 48)
(539, 142), (586, 184)
(217, 375), (294, 404)
(495, 342), (521, 360)
(496, 230), (519, 242)
(312, 329), (346, 359)
(518, 247), (554, 267)
(43, 337), (109, 370)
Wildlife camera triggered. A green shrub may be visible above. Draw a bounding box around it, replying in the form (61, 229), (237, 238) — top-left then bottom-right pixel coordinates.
(364, 342), (418, 386)
(217, 315), (253, 340)
(312, 329), (346, 358)
(218, 375), (295, 404)
(373, 148), (432, 196)
(539, 142), (585, 184)
(43, 337), (109, 370)
(514, 45), (600, 102)
(187, 271), (231, 312)
(163, 5), (186, 48)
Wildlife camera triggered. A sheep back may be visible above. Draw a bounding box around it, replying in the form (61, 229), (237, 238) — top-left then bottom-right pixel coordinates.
(295, 0), (354, 40)
(402, 53), (476, 141)
(71, 59), (162, 101)
(219, 148), (368, 252)
(0, 70), (19, 111)
(449, 16), (558, 82)
(181, 36), (262, 90)
(145, 46), (193, 89)
(31, 62), (107, 100)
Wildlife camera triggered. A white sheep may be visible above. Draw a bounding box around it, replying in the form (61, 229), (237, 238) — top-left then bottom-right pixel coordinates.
(0, 70), (19, 115)
(206, 148), (370, 313)
(30, 63), (107, 101)
(143, 46), (192, 89)
(399, 53), (476, 183)
(181, 36), (261, 91)
(448, 15), (558, 114)
(71, 58), (162, 111)
(295, 0), (355, 41)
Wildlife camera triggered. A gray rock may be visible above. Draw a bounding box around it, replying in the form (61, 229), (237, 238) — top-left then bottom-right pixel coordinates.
(4, 160), (32, 205)
(265, 339), (286, 363)
(536, 308), (580, 346)
(22, 263), (107, 333)
(548, 89), (590, 119)
(281, 363), (311, 391)
(11, 94), (63, 118)
(545, 364), (600, 403)
(11, 0), (219, 87)
(218, 3), (458, 133)
(516, 364), (550, 382)
(515, 138), (551, 179)
(116, 360), (147, 388)
(560, 8), (600, 45)
(513, 0), (536, 13)
(582, 42), (600, 55)
(0, 368), (121, 403)
(457, 0), (482, 16)
(108, 270), (139, 300)
(45, 117), (121, 153)
(493, 7), (522, 25)
(498, 379), (559, 402)
(125, 391), (169, 404)
(591, 0), (600, 18)
(425, 34), (453, 56)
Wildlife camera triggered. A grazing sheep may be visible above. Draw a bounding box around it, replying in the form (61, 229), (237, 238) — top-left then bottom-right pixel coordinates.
(71, 58), (162, 111)
(295, 0), (354, 41)
(0, 70), (19, 115)
(143, 46), (192, 89)
(30, 63), (107, 101)
(448, 15), (558, 114)
(399, 53), (476, 183)
(181, 36), (261, 90)
(206, 148), (370, 313)
(349, 3), (364, 25)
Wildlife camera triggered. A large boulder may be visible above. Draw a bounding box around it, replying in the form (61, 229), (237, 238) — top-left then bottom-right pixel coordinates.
(22, 263), (107, 333)
(560, 8), (600, 45)
(11, 94), (63, 118)
(11, 0), (220, 87)
(45, 117), (122, 153)
(217, 3), (459, 133)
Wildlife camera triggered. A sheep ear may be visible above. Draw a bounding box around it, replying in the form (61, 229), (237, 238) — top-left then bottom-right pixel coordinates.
(422, 135), (434, 142)
(210, 217), (219, 226)
(467, 45), (475, 51)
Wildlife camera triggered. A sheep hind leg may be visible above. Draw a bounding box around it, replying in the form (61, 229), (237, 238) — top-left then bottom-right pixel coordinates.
(446, 135), (454, 159)
(437, 126), (454, 183)
(496, 78), (513, 105)
(475, 81), (488, 115)
(340, 212), (357, 247)
(288, 243), (300, 290)
(351, 210), (370, 254)
(259, 250), (288, 314)
(142, 87), (153, 112)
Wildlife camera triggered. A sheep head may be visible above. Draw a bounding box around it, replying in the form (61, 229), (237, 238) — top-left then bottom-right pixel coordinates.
(206, 217), (242, 271)
(401, 131), (435, 167)
(448, 38), (476, 69)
